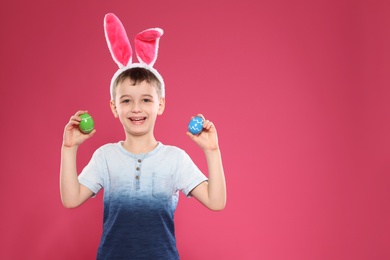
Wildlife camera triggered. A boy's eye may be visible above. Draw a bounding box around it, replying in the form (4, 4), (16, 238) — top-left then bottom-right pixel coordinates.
(122, 99), (130, 103)
(142, 99), (151, 103)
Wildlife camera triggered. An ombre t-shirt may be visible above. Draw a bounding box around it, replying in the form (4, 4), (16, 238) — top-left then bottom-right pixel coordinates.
(78, 142), (207, 260)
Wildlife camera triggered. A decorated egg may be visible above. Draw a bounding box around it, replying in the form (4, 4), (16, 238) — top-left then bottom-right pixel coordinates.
(188, 116), (204, 135)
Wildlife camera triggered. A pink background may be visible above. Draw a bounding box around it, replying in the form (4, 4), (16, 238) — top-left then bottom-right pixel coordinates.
(1, 0), (390, 259)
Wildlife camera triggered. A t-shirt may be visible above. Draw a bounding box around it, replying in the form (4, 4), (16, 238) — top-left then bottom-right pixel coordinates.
(78, 142), (207, 259)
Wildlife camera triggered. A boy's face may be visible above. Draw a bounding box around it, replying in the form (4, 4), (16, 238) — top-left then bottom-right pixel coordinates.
(110, 78), (165, 137)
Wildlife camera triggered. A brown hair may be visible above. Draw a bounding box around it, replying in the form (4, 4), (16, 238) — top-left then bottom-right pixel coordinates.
(112, 67), (162, 99)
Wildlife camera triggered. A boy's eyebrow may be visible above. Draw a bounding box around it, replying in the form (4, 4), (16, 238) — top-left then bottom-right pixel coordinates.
(119, 94), (131, 99)
(141, 94), (155, 98)
(119, 94), (155, 99)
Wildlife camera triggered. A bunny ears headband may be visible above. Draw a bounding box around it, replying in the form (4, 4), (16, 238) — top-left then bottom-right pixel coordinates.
(104, 13), (165, 99)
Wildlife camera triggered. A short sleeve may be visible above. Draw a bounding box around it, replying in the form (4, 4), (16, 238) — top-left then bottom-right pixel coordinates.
(78, 148), (105, 196)
(175, 151), (208, 197)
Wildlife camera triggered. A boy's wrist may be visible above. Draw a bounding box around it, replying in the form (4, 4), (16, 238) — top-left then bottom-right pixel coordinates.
(62, 143), (79, 151)
(204, 147), (220, 156)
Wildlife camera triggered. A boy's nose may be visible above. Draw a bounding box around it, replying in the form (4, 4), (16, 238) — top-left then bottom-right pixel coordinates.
(131, 102), (142, 113)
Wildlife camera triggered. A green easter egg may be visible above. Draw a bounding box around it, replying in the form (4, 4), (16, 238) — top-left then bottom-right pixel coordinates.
(79, 113), (94, 134)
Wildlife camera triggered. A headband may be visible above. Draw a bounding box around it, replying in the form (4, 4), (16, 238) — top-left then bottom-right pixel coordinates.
(104, 13), (165, 99)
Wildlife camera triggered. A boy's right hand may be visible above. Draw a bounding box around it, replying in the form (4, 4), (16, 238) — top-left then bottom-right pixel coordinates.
(63, 110), (96, 148)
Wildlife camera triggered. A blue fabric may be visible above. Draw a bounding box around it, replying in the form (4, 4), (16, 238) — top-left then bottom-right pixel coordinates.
(79, 142), (207, 259)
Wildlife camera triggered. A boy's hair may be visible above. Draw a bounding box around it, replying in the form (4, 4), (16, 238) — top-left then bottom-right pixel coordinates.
(112, 67), (162, 99)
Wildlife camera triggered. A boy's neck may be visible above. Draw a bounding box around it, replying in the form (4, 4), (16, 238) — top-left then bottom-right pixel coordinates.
(122, 135), (159, 154)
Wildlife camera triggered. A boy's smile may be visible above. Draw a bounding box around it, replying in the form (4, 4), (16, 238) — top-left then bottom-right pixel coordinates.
(129, 117), (146, 124)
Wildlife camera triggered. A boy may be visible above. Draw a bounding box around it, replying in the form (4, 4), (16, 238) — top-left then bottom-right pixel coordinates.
(61, 13), (226, 259)
(60, 67), (226, 258)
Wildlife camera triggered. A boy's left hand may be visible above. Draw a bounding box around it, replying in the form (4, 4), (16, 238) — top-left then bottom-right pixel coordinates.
(186, 114), (219, 151)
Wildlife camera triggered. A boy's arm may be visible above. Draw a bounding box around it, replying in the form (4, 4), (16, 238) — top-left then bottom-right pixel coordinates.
(60, 111), (95, 208)
(190, 149), (226, 211)
(187, 115), (226, 211)
(60, 146), (94, 208)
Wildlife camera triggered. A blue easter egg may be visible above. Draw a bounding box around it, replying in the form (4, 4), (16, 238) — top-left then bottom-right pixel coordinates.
(188, 116), (204, 135)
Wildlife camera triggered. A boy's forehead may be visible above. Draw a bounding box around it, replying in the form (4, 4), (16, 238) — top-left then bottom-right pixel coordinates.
(116, 79), (159, 96)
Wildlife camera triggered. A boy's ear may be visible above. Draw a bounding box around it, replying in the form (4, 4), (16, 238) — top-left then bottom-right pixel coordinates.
(158, 97), (165, 115)
(110, 100), (119, 118)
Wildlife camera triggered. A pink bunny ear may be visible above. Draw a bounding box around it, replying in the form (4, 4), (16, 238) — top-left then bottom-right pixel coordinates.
(135, 28), (164, 66)
(104, 13), (132, 68)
